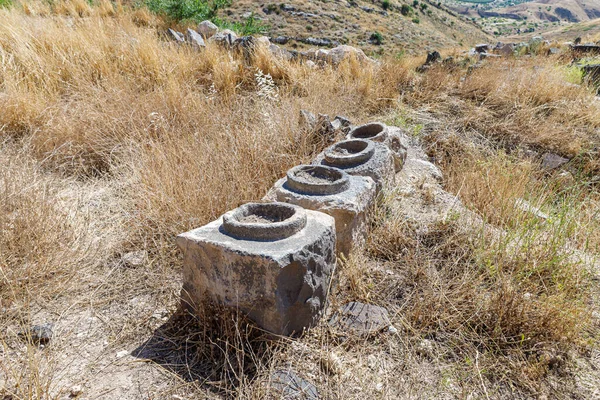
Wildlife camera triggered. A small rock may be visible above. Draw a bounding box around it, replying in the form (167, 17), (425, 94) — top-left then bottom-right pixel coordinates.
(305, 60), (317, 69)
(333, 115), (352, 133)
(121, 250), (147, 267)
(316, 114), (336, 144)
(20, 323), (53, 346)
(320, 352), (342, 375)
(168, 29), (185, 43)
(299, 109), (317, 131)
(416, 339), (434, 357)
(186, 28), (205, 48)
(515, 198), (549, 220)
(270, 369), (319, 400)
(116, 350), (129, 358)
(475, 43), (489, 53)
(388, 325), (398, 334)
(197, 20), (218, 39)
(329, 302), (390, 335)
(425, 50), (442, 65)
(541, 153), (569, 170)
(271, 36), (289, 45)
(69, 385), (83, 397)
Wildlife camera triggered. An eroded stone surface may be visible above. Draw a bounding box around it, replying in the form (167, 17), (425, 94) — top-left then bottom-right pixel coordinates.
(270, 369), (319, 399)
(313, 139), (395, 193)
(329, 302), (390, 335)
(264, 166), (377, 257)
(346, 123), (409, 172)
(176, 207), (336, 336)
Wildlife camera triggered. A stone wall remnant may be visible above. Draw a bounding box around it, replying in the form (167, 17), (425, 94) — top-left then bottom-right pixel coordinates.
(176, 202), (336, 336)
(264, 165), (377, 256)
(312, 139), (395, 193)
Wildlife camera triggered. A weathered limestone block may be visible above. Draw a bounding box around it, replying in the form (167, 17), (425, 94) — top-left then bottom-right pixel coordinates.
(312, 139), (395, 194)
(264, 165), (377, 257)
(346, 122), (408, 172)
(176, 202), (336, 336)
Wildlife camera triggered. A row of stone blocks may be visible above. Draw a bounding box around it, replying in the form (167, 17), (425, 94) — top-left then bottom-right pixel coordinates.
(176, 122), (407, 336)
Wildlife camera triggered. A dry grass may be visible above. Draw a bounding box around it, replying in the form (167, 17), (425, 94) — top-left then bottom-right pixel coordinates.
(1, 1), (599, 399)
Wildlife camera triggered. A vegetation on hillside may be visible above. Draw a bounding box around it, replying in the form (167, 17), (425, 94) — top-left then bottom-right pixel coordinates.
(0, 1), (599, 399)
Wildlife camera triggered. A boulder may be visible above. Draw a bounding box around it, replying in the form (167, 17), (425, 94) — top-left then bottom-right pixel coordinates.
(269, 44), (293, 60)
(197, 20), (218, 39)
(186, 28), (205, 48)
(209, 29), (238, 47)
(177, 202), (336, 336)
(264, 165), (377, 257)
(168, 29), (185, 43)
(327, 45), (371, 65)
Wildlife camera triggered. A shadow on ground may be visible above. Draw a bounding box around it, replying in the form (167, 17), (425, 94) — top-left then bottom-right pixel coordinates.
(132, 309), (275, 394)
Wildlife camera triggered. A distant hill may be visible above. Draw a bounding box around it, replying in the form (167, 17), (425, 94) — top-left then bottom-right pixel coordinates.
(221, 0), (491, 54)
(487, 0), (600, 23)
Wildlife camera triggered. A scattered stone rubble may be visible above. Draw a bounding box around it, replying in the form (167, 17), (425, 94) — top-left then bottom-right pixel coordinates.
(166, 20), (376, 66)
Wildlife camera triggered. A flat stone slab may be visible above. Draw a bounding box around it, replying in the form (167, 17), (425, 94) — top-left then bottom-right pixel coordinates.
(329, 302), (390, 335)
(177, 204), (336, 336)
(270, 369), (320, 399)
(264, 166), (377, 257)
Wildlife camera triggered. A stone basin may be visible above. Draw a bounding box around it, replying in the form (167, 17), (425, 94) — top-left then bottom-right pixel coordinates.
(286, 165), (350, 195)
(265, 165), (377, 257)
(222, 202), (306, 241)
(313, 139), (395, 193)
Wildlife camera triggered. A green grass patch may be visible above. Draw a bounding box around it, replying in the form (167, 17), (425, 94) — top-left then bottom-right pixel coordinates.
(144, 0), (268, 35)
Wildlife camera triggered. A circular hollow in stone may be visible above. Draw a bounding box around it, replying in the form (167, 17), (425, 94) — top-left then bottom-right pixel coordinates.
(348, 122), (388, 142)
(222, 202), (307, 241)
(323, 139), (375, 167)
(286, 165), (350, 195)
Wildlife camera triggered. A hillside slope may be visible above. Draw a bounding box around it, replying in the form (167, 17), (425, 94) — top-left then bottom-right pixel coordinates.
(222, 0), (491, 54)
(489, 0), (600, 23)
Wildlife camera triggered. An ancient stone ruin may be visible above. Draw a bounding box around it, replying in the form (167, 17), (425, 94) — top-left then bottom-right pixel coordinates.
(312, 139), (395, 193)
(177, 121), (407, 337)
(176, 202), (336, 336)
(346, 122), (408, 172)
(264, 164), (377, 257)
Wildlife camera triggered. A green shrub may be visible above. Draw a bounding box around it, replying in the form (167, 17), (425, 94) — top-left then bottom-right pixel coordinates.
(370, 31), (384, 45)
(412, 17), (420, 23)
(0, 0), (12, 8)
(145, 0), (231, 23)
(382, 0), (391, 10)
(400, 4), (412, 15)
